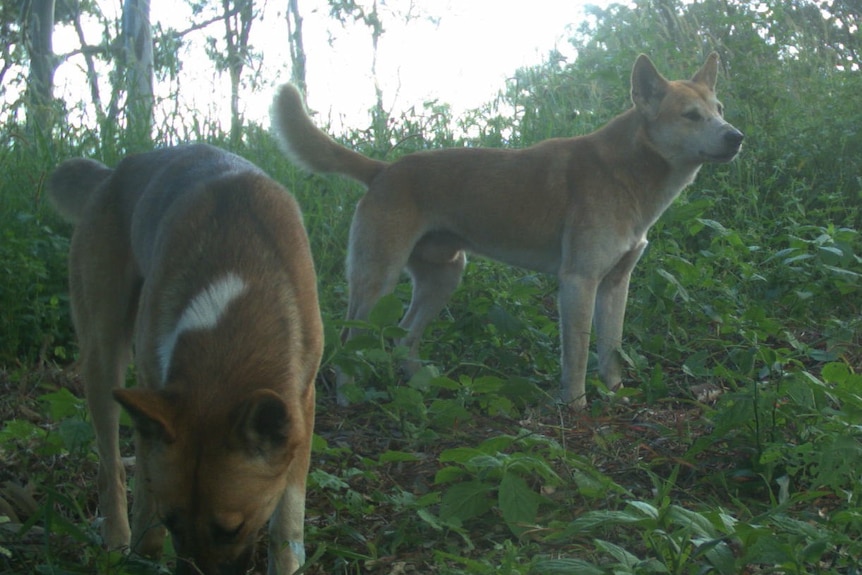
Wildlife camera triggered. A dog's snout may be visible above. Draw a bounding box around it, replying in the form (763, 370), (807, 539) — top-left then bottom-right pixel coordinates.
(725, 128), (744, 147)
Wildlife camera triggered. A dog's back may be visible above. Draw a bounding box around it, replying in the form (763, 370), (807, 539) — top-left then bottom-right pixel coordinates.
(49, 144), (262, 224)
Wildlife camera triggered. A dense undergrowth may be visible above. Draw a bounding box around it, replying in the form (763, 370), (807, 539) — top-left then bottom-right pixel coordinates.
(2, 4), (862, 572)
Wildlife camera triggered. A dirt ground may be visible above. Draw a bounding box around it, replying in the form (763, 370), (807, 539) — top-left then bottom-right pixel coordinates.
(0, 363), (792, 573)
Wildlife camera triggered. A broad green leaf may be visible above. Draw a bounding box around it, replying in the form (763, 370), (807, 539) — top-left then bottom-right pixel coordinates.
(434, 465), (467, 485)
(342, 333), (379, 352)
(58, 418), (93, 453)
(40, 388), (83, 420)
(817, 245), (844, 257)
(656, 268), (690, 302)
(439, 447), (487, 464)
(782, 253), (814, 265)
(428, 398), (471, 429)
(667, 505), (719, 537)
(744, 534), (796, 564)
(427, 374), (460, 391)
(530, 558), (604, 575)
(697, 218), (729, 235)
(801, 538), (830, 562)
(439, 480), (494, 522)
(821, 362), (857, 385)
(564, 509), (644, 534)
(693, 537), (737, 575)
(378, 450), (422, 463)
(573, 469), (617, 498)
(478, 434), (516, 453)
(824, 264), (861, 280)
(470, 375), (506, 394)
(784, 377), (817, 409)
(594, 539), (641, 568)
(466, 454), (505, 472)
(498, 471), (539, 534)
(488, 304), (525, 336)
(627, 500), (659, 519)
(309, 469), (349, 491)
(417, 508), (445, 531)
(368, 293), (403, 327)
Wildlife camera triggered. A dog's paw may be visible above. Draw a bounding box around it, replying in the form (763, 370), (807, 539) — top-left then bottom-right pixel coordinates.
(557, 395), (588, 412)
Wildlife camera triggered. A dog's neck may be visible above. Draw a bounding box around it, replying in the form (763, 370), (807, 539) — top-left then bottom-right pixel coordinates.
(590, 108), (702, 230)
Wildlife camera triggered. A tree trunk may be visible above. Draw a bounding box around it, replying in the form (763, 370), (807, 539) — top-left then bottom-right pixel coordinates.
(367, 0), (387, 146)
(222, 0), (255, 148)
(70, 4), (105, 127)
(25, 0), (56, 141)
(287, 0), (307, 97)
(122, 0), (153, 147)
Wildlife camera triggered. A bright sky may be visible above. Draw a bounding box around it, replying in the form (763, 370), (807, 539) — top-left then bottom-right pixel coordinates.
(289, 0), (609, 130)
(53, 1), (621, 135)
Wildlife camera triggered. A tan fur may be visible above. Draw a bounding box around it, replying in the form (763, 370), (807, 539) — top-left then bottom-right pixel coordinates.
(48, 144), (322, 574)
(272, 53), (742, 409)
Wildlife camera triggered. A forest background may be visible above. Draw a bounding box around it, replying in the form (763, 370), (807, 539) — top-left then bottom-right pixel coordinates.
(1, 0), (861, 573)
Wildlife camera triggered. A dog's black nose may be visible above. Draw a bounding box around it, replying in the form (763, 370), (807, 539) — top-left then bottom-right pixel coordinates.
(725, 129), (744, 147)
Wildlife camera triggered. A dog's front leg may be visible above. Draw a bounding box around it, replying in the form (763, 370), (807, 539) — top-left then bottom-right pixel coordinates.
(594, 242), (647, 392)
(267, 455), (311, 574)
(75, 293), (136, 550)
(84, 355), (132, 550)
(268, 384), (314, 575)
(557, 273), (600, 409)
(128, 438), (166, 558)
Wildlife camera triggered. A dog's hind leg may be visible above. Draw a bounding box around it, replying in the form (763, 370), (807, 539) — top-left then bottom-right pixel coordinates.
(337, 197), (418, 404)
(342, 197), (418, 330)
(80, 331), (135, 550)
(400, 235), (467, 375)
(67, 209), (140, 550)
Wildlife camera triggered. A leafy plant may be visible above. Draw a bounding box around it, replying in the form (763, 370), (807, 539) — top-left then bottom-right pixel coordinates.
(434, 433), (564, 539)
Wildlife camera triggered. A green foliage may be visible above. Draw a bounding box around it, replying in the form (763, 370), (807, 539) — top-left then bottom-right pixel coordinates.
(0, 146), (73, 365)
(435, 434), (560, 538)
(0, 380), (173, 573)
(0, 216), (69, 365)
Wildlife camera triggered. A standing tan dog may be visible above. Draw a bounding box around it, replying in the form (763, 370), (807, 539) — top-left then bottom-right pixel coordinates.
(48, 144), (322, 574)
(272, 53), (742, 409)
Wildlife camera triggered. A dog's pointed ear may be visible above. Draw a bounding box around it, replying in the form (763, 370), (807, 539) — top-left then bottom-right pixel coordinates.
(691, 52), (719, 91)
(113, 388), (179, 443)
(232, 389), (293, 460)
(631, 54), (669, 118)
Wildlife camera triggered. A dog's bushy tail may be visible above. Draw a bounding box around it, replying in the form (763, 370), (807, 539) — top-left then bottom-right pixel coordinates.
(271, 84), (387, 187)
(47, 158), (113, 225)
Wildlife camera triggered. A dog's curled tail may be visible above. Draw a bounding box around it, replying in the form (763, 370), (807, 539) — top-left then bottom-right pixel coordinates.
(271, 83), (387, 187)
(47, 158), (113, 225)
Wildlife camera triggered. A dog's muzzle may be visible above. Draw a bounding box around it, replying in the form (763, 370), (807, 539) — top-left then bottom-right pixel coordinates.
(722, 126), (744, 159)
(705, 126), (744, 162)
(725, 127), (744, 149)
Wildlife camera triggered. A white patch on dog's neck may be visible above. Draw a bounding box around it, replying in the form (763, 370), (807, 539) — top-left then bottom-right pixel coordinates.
(158, 272), (247, 383)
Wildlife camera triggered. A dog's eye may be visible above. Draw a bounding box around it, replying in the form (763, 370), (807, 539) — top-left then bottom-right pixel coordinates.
(212, 521), (245, 544)
(683, 110), (702, 121)
(717, 103), (725, 116)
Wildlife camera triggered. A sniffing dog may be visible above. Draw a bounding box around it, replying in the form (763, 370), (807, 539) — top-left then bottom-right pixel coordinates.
(272, 52), (742, 409)
(48, 144), (322, 574)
